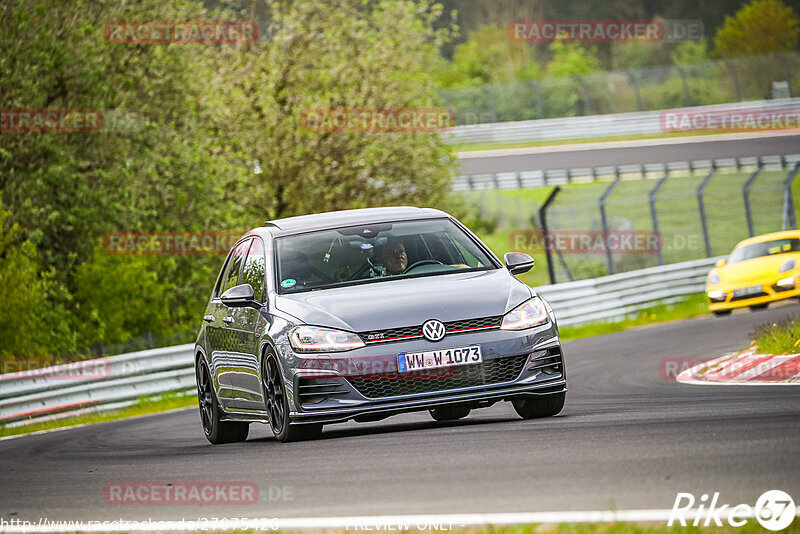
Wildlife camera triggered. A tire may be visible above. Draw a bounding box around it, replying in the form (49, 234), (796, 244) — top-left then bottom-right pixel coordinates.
(512, 392), (565, 419)
(712, 310), (732, 316)
(262, 352), (323, 443)
(749, 303), (769, 311)
(429, 405), (471, 421)
(196, 359), (249, 444)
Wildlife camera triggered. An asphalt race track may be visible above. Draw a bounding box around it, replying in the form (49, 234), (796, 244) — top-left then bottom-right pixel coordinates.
(1, 304), (799, 523)
(457, 133), (800, 175)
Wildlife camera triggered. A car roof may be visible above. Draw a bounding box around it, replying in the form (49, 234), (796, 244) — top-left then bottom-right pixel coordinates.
(735, 229), (800, 248)
(260, 206), (451, 236)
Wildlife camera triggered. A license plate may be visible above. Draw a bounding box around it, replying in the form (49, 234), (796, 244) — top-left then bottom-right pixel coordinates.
(733, 285), (762, 297)
(397, 346), (482, 372)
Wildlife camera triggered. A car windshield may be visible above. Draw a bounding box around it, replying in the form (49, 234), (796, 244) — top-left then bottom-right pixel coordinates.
(728, 238), (800, 264)
(275, 218), (496, 292)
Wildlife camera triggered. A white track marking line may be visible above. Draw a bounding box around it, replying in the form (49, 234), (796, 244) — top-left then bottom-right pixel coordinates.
(0, 406), (194, 442)
(2, 508), (799, 532)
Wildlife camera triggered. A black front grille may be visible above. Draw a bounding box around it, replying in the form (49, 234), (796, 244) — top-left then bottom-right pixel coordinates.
(445, 316), (503, 332)
(360, 325), (422, 343)
(346, 354), (527, 399)
(730, 291), (768, 302)
(359, 316), (502, 344)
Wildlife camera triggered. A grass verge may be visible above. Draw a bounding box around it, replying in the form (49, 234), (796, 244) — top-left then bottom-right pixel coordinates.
(0, 390), (196, 438)
(451, 130), (733, 153)
(559, 293), (710, 341)
(751, 315), (800, 355)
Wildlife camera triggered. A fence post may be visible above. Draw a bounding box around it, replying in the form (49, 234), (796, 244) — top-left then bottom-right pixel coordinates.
(626, 70), (644, 111)
(724, 60), (742, 102)
(742, 161), (763, 237)
(540, 186), (561, 285)
(528, 80), (545, 119)
(782, 162), (800, 230)
(674, 66), (692, 107)
(599, 173), (621, 274)
(649, 174), (670, 265)
(776, 53), (793, 98)
(573, 76), (593, 116)
(696, 164), (717, 257)
(483, 85), (498, 123)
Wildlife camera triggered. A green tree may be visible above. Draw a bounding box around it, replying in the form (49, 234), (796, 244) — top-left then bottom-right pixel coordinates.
(209, 0), (457, 221)
(671, 41), (711, 65)
(0, 204), (76, 358)
(436, 24), (540, 88)
(545, 41), (602, 77)
(714, 0), (800, 57)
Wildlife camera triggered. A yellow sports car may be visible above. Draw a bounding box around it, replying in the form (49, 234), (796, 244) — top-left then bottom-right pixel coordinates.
(706, 230), (800, 315)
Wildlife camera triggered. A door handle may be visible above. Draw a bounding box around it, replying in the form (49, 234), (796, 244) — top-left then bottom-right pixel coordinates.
(203, 315), (214, 323)
(222, 316), (234, 324)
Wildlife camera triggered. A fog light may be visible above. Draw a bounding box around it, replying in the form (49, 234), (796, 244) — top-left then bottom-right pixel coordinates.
(707, 290), (726, 302)
(777, 276), (796, 289)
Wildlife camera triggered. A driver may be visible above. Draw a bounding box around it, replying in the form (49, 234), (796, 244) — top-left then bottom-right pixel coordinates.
(375, 238), (407, 275)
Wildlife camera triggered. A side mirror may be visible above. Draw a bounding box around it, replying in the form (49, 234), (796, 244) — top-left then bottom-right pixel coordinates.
(715, 259), (727, 268)
(221, 283), (262, 310)
(504, 252), (535, 275)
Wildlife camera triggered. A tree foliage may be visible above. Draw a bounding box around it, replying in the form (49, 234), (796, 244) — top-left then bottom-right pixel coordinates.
(714, 0), (800, 57)
(0, 0), (456, 357)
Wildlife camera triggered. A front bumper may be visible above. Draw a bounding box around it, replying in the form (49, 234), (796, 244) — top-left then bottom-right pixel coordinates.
(280, 320), (565, 425)
(289, 379), (566, 424)
(707, 275), (800, 311)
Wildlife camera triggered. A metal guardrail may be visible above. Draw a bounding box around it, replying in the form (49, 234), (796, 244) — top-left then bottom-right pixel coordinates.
(453, 154), (800, 192)
(445, 98), (800, 146)
(0, 344), (195, 424)
(536, 256), (721, 327)
(0, 258), (722, 425)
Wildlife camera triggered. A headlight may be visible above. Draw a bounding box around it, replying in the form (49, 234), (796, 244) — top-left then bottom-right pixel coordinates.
(776, 276), (796, 289)
(500, 297), (549, 330)
(707, 271), (721, 285)
(289, 326), (365, 353)
(779, 259), (796, 273)
(707, 290), (727, 302)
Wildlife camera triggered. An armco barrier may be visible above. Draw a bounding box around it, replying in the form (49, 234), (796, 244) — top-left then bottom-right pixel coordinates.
(445, 98), (800, 146)
(536, 256), (721, 326)
(0, 258), (720, 424)
(0, 344), (195, 424)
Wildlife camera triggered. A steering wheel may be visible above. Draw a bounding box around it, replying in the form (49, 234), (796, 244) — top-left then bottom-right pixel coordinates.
(403, 259), (444, 274)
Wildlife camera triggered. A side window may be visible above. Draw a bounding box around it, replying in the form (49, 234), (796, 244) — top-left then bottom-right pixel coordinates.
(242, 237), (266, 301)
(219, 239), (251, 296)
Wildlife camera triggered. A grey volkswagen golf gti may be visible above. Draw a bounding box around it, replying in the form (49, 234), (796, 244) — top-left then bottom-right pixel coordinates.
(195, 207), (566, 443)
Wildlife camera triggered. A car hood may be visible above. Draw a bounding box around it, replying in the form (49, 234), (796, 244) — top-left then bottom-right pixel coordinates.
(274, 269), (533, 332)
(720, 254), (796, 285)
